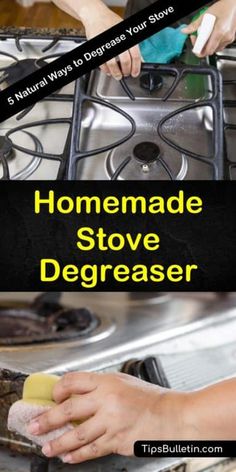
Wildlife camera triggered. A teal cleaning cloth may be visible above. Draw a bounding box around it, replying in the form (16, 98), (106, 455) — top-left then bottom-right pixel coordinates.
(140, 25), (188, 64)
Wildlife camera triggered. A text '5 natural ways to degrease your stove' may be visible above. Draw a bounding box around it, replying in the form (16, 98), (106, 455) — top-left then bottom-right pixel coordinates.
(0, 0), (210, 122)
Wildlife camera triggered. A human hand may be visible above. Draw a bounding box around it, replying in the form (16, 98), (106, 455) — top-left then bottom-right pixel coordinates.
(182, 0), (236, 57)
(81, 0), (141, 79)
(27, 372), (189, 464)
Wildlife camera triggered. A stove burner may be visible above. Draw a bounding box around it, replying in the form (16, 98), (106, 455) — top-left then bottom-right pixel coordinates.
(4, 59), (47, 87)
(0, 311), (47, 338)
(0, 136), (14, 160)
(133, 141), (160, 164)
(56, 308), (97, 331)
(0, 297), (99, 345)
(121, 357), (170, 387)
(140, 72), (163, 93)
(106, 134), (189, 181)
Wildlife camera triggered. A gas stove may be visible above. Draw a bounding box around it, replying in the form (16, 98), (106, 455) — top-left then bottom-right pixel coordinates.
(1, 292), (236, 472)
(1, 34), (235, 180)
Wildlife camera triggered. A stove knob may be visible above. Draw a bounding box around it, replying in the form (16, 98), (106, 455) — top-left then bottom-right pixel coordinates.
(121, 357), (170, 388)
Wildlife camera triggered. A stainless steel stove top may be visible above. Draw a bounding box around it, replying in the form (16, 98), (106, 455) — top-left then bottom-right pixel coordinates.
(0, 36), (235, 180)
(0, 292), (236, 377)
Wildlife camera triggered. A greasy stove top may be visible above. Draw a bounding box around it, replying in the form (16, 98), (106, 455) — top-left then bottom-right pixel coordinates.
(0, 292), (236, 376)
(0, 36), (234, 180)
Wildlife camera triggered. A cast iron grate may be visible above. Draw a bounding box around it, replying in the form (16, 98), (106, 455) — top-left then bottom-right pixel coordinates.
(69, 63), (223, 180)
(211, 42), (236, 180)
(0, 35), (224, 180)
(0, 35), (78, 180)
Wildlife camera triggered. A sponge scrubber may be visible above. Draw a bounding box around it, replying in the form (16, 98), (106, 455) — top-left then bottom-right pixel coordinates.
(8, 373), (73, 458)
(22, 372), (59, 406)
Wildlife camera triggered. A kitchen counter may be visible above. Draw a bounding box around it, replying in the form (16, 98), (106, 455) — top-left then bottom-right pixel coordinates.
(0, 26), (85, 38)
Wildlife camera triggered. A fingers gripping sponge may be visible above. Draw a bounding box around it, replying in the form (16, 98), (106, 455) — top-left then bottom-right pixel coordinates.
(8, 373), (74, 459)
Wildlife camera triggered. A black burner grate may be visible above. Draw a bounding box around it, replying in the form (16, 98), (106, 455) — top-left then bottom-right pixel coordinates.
(211, 43), (236, 180)
(0, 35), (78, 179)
(67, 76), (136, 179)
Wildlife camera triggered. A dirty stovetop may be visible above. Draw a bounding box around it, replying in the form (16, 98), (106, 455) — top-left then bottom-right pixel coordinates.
(1, 293), (236, 472)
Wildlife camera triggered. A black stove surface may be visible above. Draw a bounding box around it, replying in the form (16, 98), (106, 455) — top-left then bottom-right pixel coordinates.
(133, 141), (161, 163)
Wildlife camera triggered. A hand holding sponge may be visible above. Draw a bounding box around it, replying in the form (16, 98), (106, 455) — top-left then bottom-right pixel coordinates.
(8, 373), (74, 459)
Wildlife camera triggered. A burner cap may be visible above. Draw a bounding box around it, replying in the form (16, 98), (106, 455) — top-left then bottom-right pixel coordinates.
(6, 58), (47, 87)
(133, 142), (160, 164)
(0, 136), (14, 160)
(140, 72), (163, 93)
(56, 308), (97, 331)
(0, 301), (99, 345)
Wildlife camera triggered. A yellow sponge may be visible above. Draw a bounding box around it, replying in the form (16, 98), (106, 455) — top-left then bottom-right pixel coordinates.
(23, 373), (60, 407)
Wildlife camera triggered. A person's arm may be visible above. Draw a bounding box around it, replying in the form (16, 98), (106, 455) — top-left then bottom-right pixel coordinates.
(186, 378), (236, 439)
(182, 0), (236, 57)
(52, 0), (86, 19)
(27, 372), (236, 464)
(51, 0), (142, 80)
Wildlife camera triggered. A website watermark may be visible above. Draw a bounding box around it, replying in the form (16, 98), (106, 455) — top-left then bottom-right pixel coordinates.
(134, 441), (236, 458)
